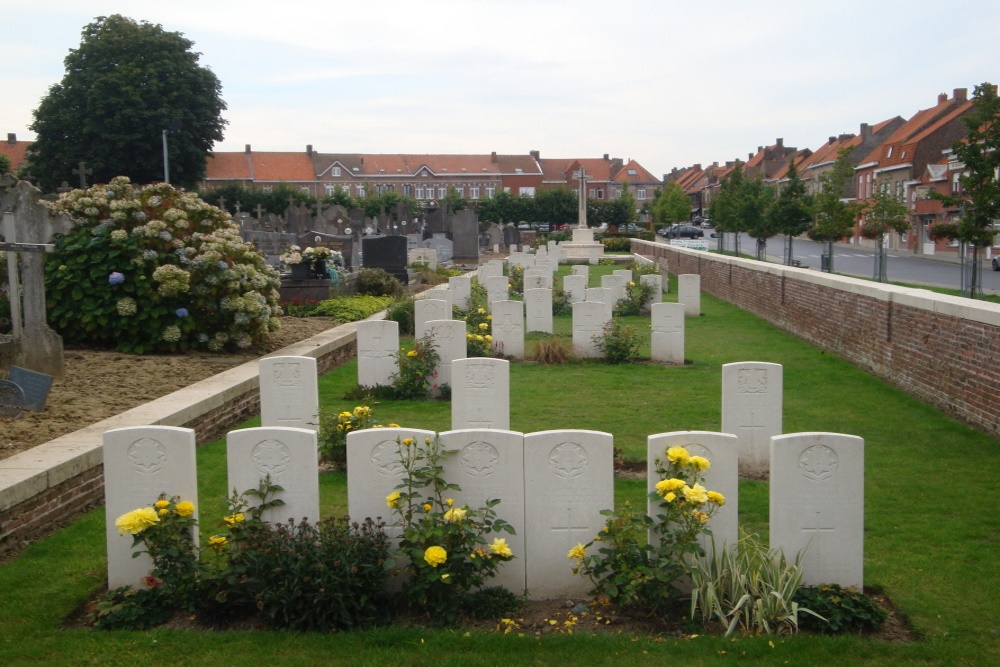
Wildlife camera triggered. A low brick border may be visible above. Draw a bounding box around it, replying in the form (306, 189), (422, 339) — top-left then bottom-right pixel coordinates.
(634, 239), (1000, 439)
(0, 317), (368, 559)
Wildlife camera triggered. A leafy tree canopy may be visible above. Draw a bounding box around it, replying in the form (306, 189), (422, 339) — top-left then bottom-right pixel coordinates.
(652, 182), (691, 226)
(27, 14), (227, 192)
(860, 178), (910, 240)
(769, 158), (812, 238)
(0, 154), (10, 175)
(809, 147), (861, 243)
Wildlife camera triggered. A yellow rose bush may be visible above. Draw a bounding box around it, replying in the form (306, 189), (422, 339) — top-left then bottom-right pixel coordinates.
(317, 399), (388, 468)
(571, 445), (725, 612)
(461, 290), (495, 357)
(386, 434), (516, 625)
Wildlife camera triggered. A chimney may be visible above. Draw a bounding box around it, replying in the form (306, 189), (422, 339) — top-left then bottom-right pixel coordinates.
(306, 144), (313, 156)
(610, 157), (624, 174)
(712, 162), (719, 169)
(529, 149), (540, 161)
(954, 88), (968, 102)
(491, 151), (497, 163)
(245, 144), (251, 153)
(776, 138), (784, 148)
(6, 133), (15, 145)
(603, 153), (610, 161)
(839, 133), (855, 142)
(860, 122), (871, 139)
(694, 163), (701, 170)
(829, 136), (836, 144)
(749, 153), (754, 161)
(938, 93), (948, 104)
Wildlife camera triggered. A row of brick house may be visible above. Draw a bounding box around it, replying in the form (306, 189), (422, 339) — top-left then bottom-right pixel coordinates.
(666, 87), (998, 258)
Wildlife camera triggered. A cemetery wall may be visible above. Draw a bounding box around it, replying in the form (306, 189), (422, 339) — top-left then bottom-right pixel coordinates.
(633, 239), (1000, 439)
(0, 321), (362, 558)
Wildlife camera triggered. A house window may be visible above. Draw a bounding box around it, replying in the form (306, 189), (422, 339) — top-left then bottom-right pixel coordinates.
(485, 185), (496, 197)
(438, 186), (447, 198)
(596, 188), (605, 200)
(470, 185), (480, 199)
(415, 186), (425, 199)
(519, 186), (536, 197)
(325, 185), (334, 196)
(452, 185), (464, 196)
(589, 188), (596, 198)
(357, 185), (365, 197)
(332, 167), (341, 177)
(627, 169), (637, 176)
(637, 189), (647, 200)
(262, 185), (273, 193)
(403, 184), (412, 197)
(952, 173), (962, 193)
(300, 187), (310, 194)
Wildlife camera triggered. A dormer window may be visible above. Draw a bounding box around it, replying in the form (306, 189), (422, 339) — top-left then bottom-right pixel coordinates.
(886, 147), (893, 158)
(627, 169), (638, 176)
(332, 166), (341, 177)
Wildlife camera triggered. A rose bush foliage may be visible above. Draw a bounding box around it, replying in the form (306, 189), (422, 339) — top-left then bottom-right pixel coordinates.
(44, 177), (282, 353)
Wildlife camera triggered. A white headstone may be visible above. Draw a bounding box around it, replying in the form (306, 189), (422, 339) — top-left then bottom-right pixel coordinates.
(227, 426), (319, 526)
(613, 269), (633, 286)
(647, 431), (739, 551)
(650, 302), (685, 364)
(420, 287), (453, 314)
(408, 247), (437, 270)
(524, 288), (553, 334)
(601, 274), (625, 303)
(770, 432), (864, 589)
(426, 319), (466, 387)
(490, 300), (525, 359)
(538, 259), (558, 275)
(103, 426), (198, 589)
(572, 300), (611, 358)
(571, 265), (589, 281)
(451, 358), (510, 430)
(415, 298), (450, 339)
(523, 273), (552, 290)
(449, 275), (472, 311)
(563, 274), (587, 303)
(640, 274), (663, 304)
(523, 429), (614, 599)
(721, 362), (783, 474)
(678, 274), (701, 317)
(357, 320), (400, 387)
(585, 287), (613, 307)
(484, 275), (509, 312)
(259, 356), (319, 432)
(441, 428), (525, 593)
(347, 427), (437, 538)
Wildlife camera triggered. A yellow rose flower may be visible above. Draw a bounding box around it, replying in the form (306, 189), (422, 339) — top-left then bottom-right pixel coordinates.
(115, 507), (160, 535)
(567, 543), (587, 560)
(688, 455), (711, 471)
(423, 503), (432, 511)
(208, 535), (228, 550)
(424, 545), (447, 567)
(402, 437), (415, 447)
(386, 491), (401, 508)
(694, 511), (709, 524)
(154, 499), (170, 509)
(490, 538), (513, 558)
(174, 500), (195, 517)
(444, 507), (467, 523)
(628, 281), (635, 287)
(446, 498), (454, 507)
(487, 314), (492, 320)
(655, 478), (686, 496)
(682, 483), (709, 505)
(666, 446), (690, 465)
(665, 492), (676, 502)
(353, 406), (370, 418)
(485, 335), (492, 342)
(479, 322), (489, 330)
(407, 350), (417, 357)
(223, 512), (244, 526)
(707, 491), (726, 506)
(477, 308), (485, 315)
(338, 411), (352, 420)
(388, 423), (400, 428)
(158, 508), (169, 516)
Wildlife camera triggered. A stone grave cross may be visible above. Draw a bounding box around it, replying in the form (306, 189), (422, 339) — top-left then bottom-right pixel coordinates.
(1, 179), (76, 376)
(572, 167), (591, 229)
(72, 162), (93, 189)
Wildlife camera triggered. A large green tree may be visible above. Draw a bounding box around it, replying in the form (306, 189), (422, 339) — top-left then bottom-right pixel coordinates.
(27, 15), (227, 192)
(860, 177), (910, 282)
(769, 158), (813, 264)
(651, 181), (691, 227)
(533, 187), (577, 226)
(928, 82), (1000, 298)
(809, 147), (862, 272)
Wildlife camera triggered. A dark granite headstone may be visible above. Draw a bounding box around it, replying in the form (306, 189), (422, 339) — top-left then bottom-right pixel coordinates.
(362, 235), (408, 283)
(7, 365), (54, 411)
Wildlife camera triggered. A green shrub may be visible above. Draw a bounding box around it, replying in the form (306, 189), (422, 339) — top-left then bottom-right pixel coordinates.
(313, 295), (393, 322)
(507, 264), (524, 294)
(614, 281), (654, 317)
(793, 585), (886, 634)
(356, 267), (403, 297)
(392, 335), (440, 400)
(44, 177), (282, 354)
(385, 296), (416, 335)
(280, 297), (321, 317)
(466, 586), (526, 620)
(316, 402), (389, 466)
(552, 288), (572, 316)
(593, 319), (641, 364)
(601, 236), (632, 253)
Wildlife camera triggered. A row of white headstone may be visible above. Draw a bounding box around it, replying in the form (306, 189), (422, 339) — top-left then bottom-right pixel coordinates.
(103, 421), (862, 599)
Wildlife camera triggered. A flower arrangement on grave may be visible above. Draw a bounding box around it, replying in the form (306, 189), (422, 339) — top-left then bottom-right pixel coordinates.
(302, 246), (342, 265)
(280, 244), (306, 265)
(386, 434), (515, 625)
(317, 402), (400, 467)
(44, 177), (281, 353)
(569, 445), (725, 612)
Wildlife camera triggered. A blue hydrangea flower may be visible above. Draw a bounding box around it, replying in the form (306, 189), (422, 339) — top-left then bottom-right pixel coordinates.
(175, 308), (189, 318)
(108, 272), (125, 285)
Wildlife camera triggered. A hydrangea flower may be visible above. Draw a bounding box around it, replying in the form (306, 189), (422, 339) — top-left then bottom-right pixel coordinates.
(175, 308), (189, 318)
(108, 272), (125, 285)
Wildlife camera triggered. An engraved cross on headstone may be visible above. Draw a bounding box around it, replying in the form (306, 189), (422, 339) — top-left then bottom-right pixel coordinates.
(72, 162), (93, 189)
(739, 410), (767, 434)
(802, 510), (836, 565)
(551, 506), (591, 542)
(467, 403), (494, 428)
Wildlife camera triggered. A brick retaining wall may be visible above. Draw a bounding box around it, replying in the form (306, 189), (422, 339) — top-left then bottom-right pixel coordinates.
(634, 239), (1000, 438)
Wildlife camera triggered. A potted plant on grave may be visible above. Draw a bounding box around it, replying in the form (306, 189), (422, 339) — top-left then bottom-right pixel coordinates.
(280, 245), (309, 280)
(302, 246), (340, 279)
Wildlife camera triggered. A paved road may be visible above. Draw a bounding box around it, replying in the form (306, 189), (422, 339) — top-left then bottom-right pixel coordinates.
(716, 232), (1000, 295)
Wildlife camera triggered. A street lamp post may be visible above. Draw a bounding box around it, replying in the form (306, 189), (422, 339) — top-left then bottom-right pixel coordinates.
(162, 119), (182, 184)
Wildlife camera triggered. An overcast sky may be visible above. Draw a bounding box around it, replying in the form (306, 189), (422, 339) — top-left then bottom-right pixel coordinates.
(4, 0), (999, 178)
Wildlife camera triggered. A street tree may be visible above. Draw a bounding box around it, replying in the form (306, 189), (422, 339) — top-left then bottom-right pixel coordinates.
(534, 187), (577, 227)
(322, 185), (355, 209)
(709, 161), (746, 255)
(738, 175), (775, 260)
(928, 82), (1000, 298)
(442, 186), (468, 215)
(860, 177), (910, 282)
(769, 158), (813, 264)
(26, 15), (227, 192)
(809, 147), (862, 272)
(652, 181), (692, 227)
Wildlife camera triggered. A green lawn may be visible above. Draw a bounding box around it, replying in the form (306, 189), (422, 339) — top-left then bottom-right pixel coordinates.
(1, 274), (998, 665)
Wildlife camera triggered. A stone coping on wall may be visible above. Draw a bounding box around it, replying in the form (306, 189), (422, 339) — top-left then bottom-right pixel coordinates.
(633, 239), (1000, 326)
(0, 316), (379, 514)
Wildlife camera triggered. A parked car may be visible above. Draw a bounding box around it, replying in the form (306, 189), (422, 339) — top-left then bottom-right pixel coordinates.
(993, 256), (1000, 271)
(658, 224), (704, 239)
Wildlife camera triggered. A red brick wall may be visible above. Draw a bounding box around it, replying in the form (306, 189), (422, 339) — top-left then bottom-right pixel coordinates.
(635, 239), (1000, 438)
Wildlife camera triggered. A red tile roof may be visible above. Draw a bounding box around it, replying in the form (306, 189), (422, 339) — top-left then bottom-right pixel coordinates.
(250, 152), (315, 181)
(858, 95), (972, 169)
(205, 151), (252, 180)
(612, 159), (659, 184)
(0, 137), (31, 172)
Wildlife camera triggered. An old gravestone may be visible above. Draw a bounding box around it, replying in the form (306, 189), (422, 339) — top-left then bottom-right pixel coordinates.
(422, 233), (453, 264)
(451, 209), (480, 263)
(484, 275), (509, 312)
(601, 274), (626, 303)
(524, 272), (552, 291)
(259, 356), (319, 432)
(362, 235), (408, 283)
(570, 264), (589, 281)
(6, 365), (54, 411)
(524, 288), (553, 334)
(414, 298), (450, 339)
(408, 247), (437, 270)
(448, 275), (472, 311)
(572, 300), (611, 358)
(357, 320), (399, 388)
(562, 274), (587, 304)
(721, 361), (783, 475)
(103, 426), (198, 589)
(490, 300), (525, 359)
(647, 431), (739, 551)
(440, 428), (524, 593)
(650, 302), (685, 364)
(426, 319), (466, 388)
(770, 432), (864, 588)
(0, 380), (25, 418)
(227, 426), (320, 526)
(585, 287), (612, 307)
(640, 274), (663, 304)
(1, 180), (76, 377)
(419, 286), (453, 314)
(297, 231), (356, 271)
(678, 274), (701, 317)
(451, 358), (510, 430)
(523, 429), (613, 599)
